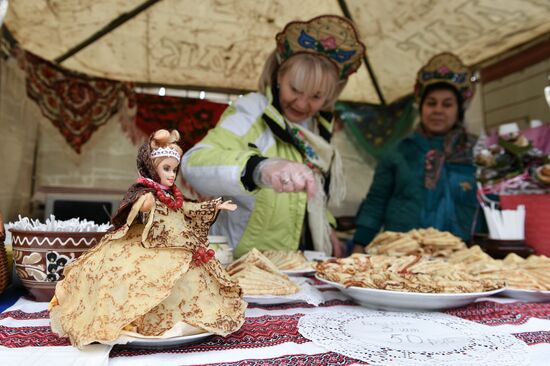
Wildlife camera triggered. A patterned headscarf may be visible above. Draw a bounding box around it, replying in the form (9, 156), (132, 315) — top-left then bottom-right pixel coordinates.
(111, 135), (173, 229)
(415, 53), (477, 189)
(136, 138), (159, 182)
(420, 124), (477, 189)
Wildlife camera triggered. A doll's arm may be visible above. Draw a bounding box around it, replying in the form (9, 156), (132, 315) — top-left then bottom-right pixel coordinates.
(140, 193), (155, 212)
(182, 198), (235, 228)
(108, 193), (155, 242)
(217, 200), (237, 212)
(182, 198), (222, 223)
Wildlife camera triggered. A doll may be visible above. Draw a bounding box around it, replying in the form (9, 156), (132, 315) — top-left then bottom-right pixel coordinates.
(49, 130), (246, 348)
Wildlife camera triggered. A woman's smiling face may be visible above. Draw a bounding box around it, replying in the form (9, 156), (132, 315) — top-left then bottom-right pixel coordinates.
(421, 89), (459, 135)
(277, 71), (327, 123)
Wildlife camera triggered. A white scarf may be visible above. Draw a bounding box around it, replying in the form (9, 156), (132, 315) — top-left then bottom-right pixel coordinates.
(289, 123), (345, 256)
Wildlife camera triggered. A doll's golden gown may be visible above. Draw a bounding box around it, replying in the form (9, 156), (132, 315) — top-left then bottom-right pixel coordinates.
(49, 195), (246, 348)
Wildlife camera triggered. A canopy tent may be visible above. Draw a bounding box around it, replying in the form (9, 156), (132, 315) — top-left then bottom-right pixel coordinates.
(4, 0), (550, 104)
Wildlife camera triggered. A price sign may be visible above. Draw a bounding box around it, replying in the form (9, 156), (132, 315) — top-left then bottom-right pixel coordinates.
(345, 317), (465, 352)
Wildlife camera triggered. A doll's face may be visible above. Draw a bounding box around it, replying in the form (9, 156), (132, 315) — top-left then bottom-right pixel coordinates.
(155, 157), (179, 187)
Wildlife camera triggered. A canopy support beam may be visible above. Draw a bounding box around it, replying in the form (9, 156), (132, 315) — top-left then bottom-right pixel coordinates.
(337, 0), (387, 105)
(55, 0), (162, 64)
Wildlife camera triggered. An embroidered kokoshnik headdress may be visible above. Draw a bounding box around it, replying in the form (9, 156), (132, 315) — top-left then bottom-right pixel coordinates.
(275, 15), (365, 80)
(414, 52), (475, 104)
(150, 146), (181, 162)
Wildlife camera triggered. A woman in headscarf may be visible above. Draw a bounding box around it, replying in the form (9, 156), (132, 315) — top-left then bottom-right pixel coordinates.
(49, 129), (246, 348)
(182, 15), (365, 258)
(353, 53), (479, 252)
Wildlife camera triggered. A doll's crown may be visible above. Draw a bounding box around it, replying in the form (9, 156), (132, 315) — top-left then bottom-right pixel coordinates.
(275, 15), (365, 80)
(150, 146), (181, 162)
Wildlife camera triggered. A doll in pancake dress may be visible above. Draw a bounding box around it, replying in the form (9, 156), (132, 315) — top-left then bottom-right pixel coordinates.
(49, 129), (246, 348)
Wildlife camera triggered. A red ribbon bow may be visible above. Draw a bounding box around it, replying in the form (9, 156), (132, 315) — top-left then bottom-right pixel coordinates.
(192, 246), (215, 266)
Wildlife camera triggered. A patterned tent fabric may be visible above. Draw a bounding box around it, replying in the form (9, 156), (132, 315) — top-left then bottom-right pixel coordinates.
(5, 1), (550, 104)
(24, 51), (135, 153)
(135, 94), (228, 153)
(335, 96), (416, 160)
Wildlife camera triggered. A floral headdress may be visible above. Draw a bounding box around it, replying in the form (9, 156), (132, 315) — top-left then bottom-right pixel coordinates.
(414, 52), (475, 105)
(275, 15), (365, 80)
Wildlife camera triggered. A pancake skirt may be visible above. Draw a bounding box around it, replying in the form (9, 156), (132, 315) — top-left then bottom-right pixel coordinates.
(49, 195), (246, 348)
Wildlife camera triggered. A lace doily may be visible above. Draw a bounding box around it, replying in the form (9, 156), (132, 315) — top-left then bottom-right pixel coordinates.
(298, 309), (529, 365)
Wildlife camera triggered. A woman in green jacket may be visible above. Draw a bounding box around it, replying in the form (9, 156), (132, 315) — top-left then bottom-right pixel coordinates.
(182, 16), (365, 257)
(353, 52), (479, 252)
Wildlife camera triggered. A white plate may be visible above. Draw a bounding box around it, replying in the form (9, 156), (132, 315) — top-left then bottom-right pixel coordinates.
(244, 294), (301, 305)
(124, 332), (213, 348)
(502, 288), (550, 302)
(282, 268), (316, 276)
(315, 275), (504, 311)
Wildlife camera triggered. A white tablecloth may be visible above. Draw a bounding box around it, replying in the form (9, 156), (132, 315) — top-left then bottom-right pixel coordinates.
(1, 281), (549, 366)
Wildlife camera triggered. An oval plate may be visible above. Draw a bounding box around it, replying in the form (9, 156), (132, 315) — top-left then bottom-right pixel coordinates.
(315, 275), (504, 311)
(502, 288), (550, 302)
(123, 332), (213, 348)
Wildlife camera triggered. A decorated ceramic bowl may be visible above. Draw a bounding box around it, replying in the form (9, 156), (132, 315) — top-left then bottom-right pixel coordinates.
(9, 229), (105, 302)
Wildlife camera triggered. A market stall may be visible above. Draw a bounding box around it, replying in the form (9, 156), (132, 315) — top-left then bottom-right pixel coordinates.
(1, 2), (550, 365)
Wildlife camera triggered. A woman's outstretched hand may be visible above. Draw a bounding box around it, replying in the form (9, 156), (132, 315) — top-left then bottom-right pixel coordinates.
(254, 158), (316, 200)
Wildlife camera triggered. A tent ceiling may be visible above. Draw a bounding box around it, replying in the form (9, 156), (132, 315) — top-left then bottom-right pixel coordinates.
(5, 0), (550, 104)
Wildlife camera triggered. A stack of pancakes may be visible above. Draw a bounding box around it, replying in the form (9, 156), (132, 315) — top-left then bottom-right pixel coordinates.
(227, 249), (299, 295)
(262, 250), (314, 271)
(366, 228), (467, 257)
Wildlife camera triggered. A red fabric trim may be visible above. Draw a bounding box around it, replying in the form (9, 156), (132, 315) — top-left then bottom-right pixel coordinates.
(24, 51), (135, 153)
(135, 94), (227, 153)
(1, 299), (550, 356)
(446, 300), (550, 325)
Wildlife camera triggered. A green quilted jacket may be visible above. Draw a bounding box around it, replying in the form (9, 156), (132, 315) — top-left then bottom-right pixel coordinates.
(354, 131), (479, 246)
